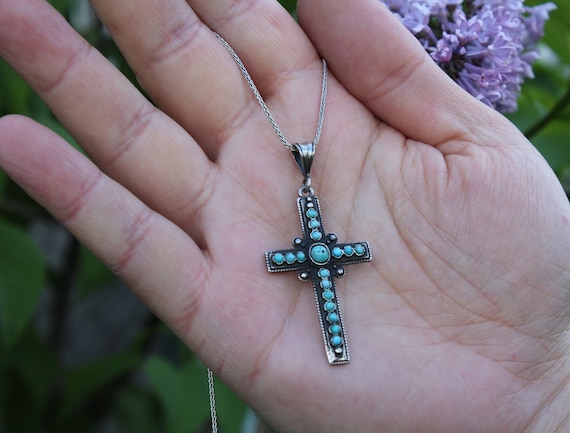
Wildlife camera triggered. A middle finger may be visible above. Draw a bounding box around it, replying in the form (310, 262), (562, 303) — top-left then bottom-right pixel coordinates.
(90, 0), (322, 159)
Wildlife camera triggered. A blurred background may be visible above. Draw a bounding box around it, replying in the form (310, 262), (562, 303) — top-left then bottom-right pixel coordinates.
(0, 0), (568, 432)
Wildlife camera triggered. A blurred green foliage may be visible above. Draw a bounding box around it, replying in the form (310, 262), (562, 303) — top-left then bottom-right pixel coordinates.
(0, 0), (568, 432)
(507, 0), (570, 174)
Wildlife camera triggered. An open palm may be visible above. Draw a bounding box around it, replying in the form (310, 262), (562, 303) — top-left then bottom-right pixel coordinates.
(1, 0), (569, 432)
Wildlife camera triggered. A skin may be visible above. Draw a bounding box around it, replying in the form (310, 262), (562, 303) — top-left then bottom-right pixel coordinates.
(1, 0), (570, 431)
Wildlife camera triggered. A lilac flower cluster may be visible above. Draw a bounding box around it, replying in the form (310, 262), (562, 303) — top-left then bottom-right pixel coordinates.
(381, 0), (556, 112)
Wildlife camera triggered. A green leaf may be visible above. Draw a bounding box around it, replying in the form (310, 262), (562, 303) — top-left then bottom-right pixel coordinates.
(47, 0), (75, 15)
(0, 332), (58, 433)
(145, 356), (210, 433)
(2, 370), (40, 433)
(529, 120), (570, 171)
(559, 163), (570, 197)
(278, 0), (297, 13)
(114, 387), (161, 433)
(214, 375), (247, 433)
(0, 59), (31, 114)
(146, 356), (247, 433)
(77, 244), (116, 297)
(0, 221), (45, 349)
(61, 351), (141, 413)
(0, 169), (7, 199)
(54, 351), (141, 431)
(0, 331), (60, 433)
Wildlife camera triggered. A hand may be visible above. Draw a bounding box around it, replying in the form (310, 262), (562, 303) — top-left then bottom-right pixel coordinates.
(1, 0), (569, 432)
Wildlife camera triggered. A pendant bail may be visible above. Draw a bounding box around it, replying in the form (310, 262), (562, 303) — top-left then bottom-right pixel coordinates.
(292, 142), (316, 194)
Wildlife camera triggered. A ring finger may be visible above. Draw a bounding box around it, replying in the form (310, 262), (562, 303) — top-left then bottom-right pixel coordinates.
(0, 0), (214, 231)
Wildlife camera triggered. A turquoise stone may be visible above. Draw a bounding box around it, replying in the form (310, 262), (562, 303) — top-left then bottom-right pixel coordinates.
(320, 279), (332, 289)
(306, 208), (318, 219)
(309, 220), (320, 229)
(322, 290), (334, 301)
(344, 245), (354, 256)
(310, 231), (323, 241)
(324, 301), (336, 312)
(318, 269), (331, 278)
(272, 253), (285, 265)
(332, 247), (343, 258)
(285, 252), (296, 264)
(327, 313), (339, 323)
(331, 336), (343, 347)
(329, 324), (341, 335)
(296, 251), (306, 263)
(355, 244), (365, 256)
(310, 244), (330, 264)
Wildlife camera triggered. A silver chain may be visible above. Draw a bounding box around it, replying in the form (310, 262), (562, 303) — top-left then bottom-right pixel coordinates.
(214, 32), (328, 150)
(207, 368), (218, 433)
(206, 33), (328, 433)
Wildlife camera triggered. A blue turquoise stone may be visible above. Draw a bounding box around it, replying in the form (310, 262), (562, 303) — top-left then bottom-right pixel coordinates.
(310, 244), (330, 264)
(310, 231), (323, 241)
(355, 244), (365, 255)
(272, 253), (285, 265)
(296, 251), (306, 262)
(327, 313), (339, 323)
(322, 290), (334, 301)
(320, 279), (332, 289)
(309, 220), (320, 229)
(306, 208), (318, 219)
(332, 247), (343, 258)
(329, 324), (341, 335)
(331, 336), (343, 347)
(324, 301), (336, 312)
(318, 269), (331, 278)
(344, 245), (354, 256)
(285, 252), (296, 264)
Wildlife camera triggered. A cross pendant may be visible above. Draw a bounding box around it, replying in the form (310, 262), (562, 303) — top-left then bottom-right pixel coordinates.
(265, 194), (372, 365)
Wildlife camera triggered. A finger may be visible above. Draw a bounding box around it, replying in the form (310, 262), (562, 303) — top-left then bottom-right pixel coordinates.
(191, 0), (328, 146)
(0, 0), (214, 231)
(91, 0), (325, 156)
(297, 0), (501, 147)
(89, 0), (250, 158)
(0, 115), (210, 344)
(189, 0), (316, 93)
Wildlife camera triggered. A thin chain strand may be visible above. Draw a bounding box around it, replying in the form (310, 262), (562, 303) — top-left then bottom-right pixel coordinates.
(207, 368), (218, 433)
(313, 58), (327, 147)
(214, 32), (327, 150)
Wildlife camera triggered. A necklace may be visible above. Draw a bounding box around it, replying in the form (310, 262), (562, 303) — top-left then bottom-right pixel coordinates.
(215, 32), (372, 365)
(206, 31), (372, 433)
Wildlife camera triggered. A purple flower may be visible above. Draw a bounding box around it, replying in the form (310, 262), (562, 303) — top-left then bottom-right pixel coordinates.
(381, 0), (556, 113)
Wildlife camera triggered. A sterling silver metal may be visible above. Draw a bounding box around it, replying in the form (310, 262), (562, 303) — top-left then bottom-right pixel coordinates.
(265, 195), (372, 364)
(293, 142), (316, 195)
(207, 368), (218, 433)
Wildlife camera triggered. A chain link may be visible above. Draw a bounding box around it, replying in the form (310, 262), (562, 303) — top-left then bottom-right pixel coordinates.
(207, 368), (218, 433)
(214, 32), (328, 150)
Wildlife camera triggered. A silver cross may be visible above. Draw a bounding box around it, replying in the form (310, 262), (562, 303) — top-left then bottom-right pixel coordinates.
(265, 194), (372, 364)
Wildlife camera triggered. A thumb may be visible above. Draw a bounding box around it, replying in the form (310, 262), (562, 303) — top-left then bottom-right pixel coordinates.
(297, 0), (497, 147)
